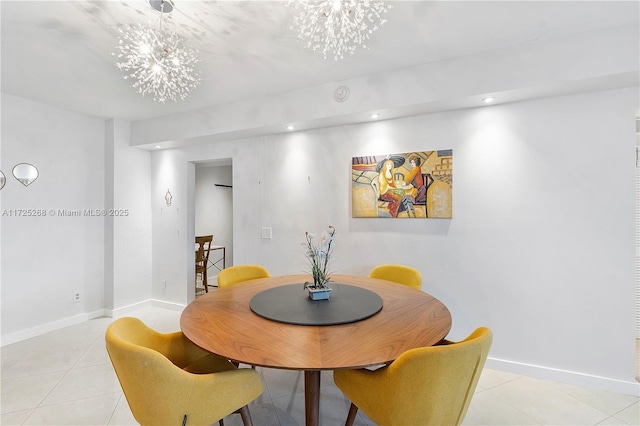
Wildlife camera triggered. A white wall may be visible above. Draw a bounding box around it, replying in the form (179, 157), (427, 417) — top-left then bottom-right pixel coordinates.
(0, 97), (153, 343)
(151, 87), (638, 394)
(109, 119), (152, 310)
(195, 164), (233, 280)
(1, 94), (106, 339)
(150, 149), (194, 304)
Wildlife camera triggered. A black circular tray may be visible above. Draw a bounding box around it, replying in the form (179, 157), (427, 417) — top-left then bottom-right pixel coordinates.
(250, 283), (383, 326)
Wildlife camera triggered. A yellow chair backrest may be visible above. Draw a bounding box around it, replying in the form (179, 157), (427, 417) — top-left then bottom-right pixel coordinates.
(369, 264), (422, 290)
(218, 264), (270, 288)
(106, 317), (263, 426)
(334, 327), (492, 426)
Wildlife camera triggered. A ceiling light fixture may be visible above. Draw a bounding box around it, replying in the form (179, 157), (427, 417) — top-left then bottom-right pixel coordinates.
(481, 97), (496, 104)
(113, 0), (201, 103)
(288, 0), (392, 61)
(369, 113), (380, 119)
(287, 125), (295, 131)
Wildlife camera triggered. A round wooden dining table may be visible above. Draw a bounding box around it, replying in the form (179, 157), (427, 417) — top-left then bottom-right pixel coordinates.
(180, 274), (452, 426)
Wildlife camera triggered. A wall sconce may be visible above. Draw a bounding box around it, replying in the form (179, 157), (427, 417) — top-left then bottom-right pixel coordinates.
(13, 163), (39, 187)
(165, 189), (172, 206)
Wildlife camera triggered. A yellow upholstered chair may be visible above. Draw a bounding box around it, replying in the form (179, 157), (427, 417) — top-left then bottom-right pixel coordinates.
(216, 265), (270, 370)
(333, 327), (493, 426)
(105, 317), (263, 426)
(368, 264), (422, 290)
(217, 264), (270, 289)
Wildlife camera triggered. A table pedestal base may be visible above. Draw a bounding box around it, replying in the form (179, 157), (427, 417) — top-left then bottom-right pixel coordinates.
(304, 371), (321, 426)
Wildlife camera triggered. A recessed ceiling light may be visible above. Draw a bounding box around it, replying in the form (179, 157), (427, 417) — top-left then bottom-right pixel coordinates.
(369, 113), (380, 119)
(154, 145), (161, 149)
(481, 97), (496, 104)
(287, 125), (295, 131)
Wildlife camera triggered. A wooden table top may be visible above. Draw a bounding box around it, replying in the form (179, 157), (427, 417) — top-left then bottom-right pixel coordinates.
(180, 274), (452, 371)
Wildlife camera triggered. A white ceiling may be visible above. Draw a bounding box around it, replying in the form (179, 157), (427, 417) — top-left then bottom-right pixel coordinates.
(1, 1), (638, 123)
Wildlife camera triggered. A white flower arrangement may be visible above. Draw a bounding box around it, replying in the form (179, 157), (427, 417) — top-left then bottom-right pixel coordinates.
(303, 225), (336, 290)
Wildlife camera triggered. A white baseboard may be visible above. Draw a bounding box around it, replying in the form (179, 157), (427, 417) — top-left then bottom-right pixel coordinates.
(105, 300), (153, 318)
(150, 299), (187, 312)
(486, 357), (640, 397)
(2, 299), (187, 346)
(1, 309), (107, 346)
(105, 299), (187, 317)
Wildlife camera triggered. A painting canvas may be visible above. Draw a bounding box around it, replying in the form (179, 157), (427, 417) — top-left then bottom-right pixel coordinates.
(352, 150), (453, 218)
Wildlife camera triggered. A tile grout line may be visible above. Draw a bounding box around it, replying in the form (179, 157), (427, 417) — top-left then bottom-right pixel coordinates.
(482, 378), (544, 426)
(19, 366), (74, 424)
(548, 379), (634, 423)
(609, 400), (639, 425)
(16, 321), (112, 421)
(106, 392), (126, 426)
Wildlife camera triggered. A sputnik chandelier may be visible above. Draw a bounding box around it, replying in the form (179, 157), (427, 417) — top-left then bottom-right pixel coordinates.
(114, 0), (201, 103)
(288, 0), (392, 61)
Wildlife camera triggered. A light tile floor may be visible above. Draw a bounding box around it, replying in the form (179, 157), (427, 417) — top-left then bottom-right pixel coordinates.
(1, 306), (638, 425)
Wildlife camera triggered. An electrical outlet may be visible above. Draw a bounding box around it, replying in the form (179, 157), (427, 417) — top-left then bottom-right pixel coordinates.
(261, 227), (272, 239)
(73, 292), (81, 303)
(162, 280), (167, 289)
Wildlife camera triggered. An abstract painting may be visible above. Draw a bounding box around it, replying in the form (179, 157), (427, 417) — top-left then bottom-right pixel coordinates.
(352, 150), (453, 218)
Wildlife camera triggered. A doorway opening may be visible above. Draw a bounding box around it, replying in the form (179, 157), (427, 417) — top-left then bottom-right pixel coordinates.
(194, 159), (233, 297)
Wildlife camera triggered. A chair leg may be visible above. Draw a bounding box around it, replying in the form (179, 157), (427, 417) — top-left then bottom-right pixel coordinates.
(239, 405), (253, 426)
(345, 403), (358, 426)
(218, 420), (224, 426)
